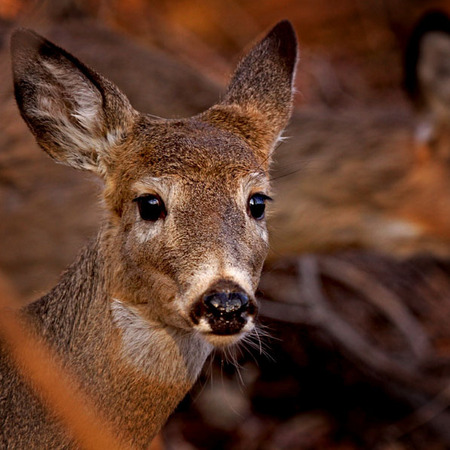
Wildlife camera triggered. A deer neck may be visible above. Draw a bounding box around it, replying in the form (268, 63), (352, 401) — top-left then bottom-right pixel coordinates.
(26, 234), (213, 445)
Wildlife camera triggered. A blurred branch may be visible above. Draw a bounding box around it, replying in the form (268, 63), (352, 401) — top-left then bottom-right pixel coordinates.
(321, 256), (430, 360)
(389, 382), (450, 441)
(260, 255), (450, 397)
(296, 256), (429, 389)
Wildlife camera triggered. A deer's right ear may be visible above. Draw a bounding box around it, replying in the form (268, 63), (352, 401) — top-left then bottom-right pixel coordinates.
(11, 29), (137, 176)
(204, 21), (298, 161)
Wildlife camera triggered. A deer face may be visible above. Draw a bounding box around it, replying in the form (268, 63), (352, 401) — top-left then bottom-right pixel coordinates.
(105, 118), (272, 345)
(11, 23), (297, 346)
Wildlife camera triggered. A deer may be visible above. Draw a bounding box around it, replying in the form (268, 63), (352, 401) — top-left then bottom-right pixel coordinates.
(0, 20), (298, 448)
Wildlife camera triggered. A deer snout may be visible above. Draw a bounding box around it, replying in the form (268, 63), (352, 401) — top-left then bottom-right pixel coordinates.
(190, 280), (257, 340)
(203, 291), (249, 335)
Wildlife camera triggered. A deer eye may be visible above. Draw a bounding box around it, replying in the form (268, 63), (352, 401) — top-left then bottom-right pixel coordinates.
(134, 195), (166, 222)
(248, 193), (271, 220)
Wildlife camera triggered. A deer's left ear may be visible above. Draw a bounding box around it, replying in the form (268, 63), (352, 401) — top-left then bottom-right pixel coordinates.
(203, 20), (298, 160)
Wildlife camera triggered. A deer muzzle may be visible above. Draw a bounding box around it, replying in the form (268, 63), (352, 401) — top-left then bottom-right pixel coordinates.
(190, 280), (257, 338)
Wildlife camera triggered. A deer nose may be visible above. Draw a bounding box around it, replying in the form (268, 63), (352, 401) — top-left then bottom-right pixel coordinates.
(202, 290), (251, 335)
(191, 281), (257, 336)
(204, 292), (249, 316)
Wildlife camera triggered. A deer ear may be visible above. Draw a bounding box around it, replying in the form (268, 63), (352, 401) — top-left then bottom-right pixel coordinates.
(11, 28), (137, 176)
(404, 11), (450, 144)
(204, 21), (298, 159)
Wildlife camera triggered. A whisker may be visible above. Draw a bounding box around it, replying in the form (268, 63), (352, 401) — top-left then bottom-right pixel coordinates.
(269, 167), (304, 181)
(239, 324), (275, 365)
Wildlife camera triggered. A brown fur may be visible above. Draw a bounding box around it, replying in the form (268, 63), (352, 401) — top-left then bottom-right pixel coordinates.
(0, 22), (297, 447)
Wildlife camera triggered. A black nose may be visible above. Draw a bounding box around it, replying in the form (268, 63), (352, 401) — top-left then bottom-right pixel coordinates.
(203, 292), (249, 316)
(202, 291), (251, 335)
(190, 281), (257, 336)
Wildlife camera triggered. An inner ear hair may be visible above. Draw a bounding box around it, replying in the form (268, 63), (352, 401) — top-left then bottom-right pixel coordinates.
(11, 28), (137, 176)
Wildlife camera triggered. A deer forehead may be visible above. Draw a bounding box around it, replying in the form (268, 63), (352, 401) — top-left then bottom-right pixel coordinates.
(120, 117), (265, 177)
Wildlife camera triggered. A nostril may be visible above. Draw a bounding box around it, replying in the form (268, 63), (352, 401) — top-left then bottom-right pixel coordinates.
(228, 292), (248, 312)
(204, 292), (227, 312)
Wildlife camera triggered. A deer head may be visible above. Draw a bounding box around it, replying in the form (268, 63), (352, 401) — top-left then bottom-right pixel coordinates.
(11, 22), (298, 348)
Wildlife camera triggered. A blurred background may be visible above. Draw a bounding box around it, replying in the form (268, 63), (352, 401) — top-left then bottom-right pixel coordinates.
(1, 0), (450, 449)
(1, 0), (449, 105)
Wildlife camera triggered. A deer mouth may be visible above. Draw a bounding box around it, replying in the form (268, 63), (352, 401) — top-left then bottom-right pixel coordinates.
(189, 280), (258, 345)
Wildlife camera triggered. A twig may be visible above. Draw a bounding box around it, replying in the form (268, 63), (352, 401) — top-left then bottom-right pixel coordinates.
(320, 256), (430, 360)
(259, 297), (316, 325)
(388, 382), (450, 442)
(297, 256), (422, 383)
